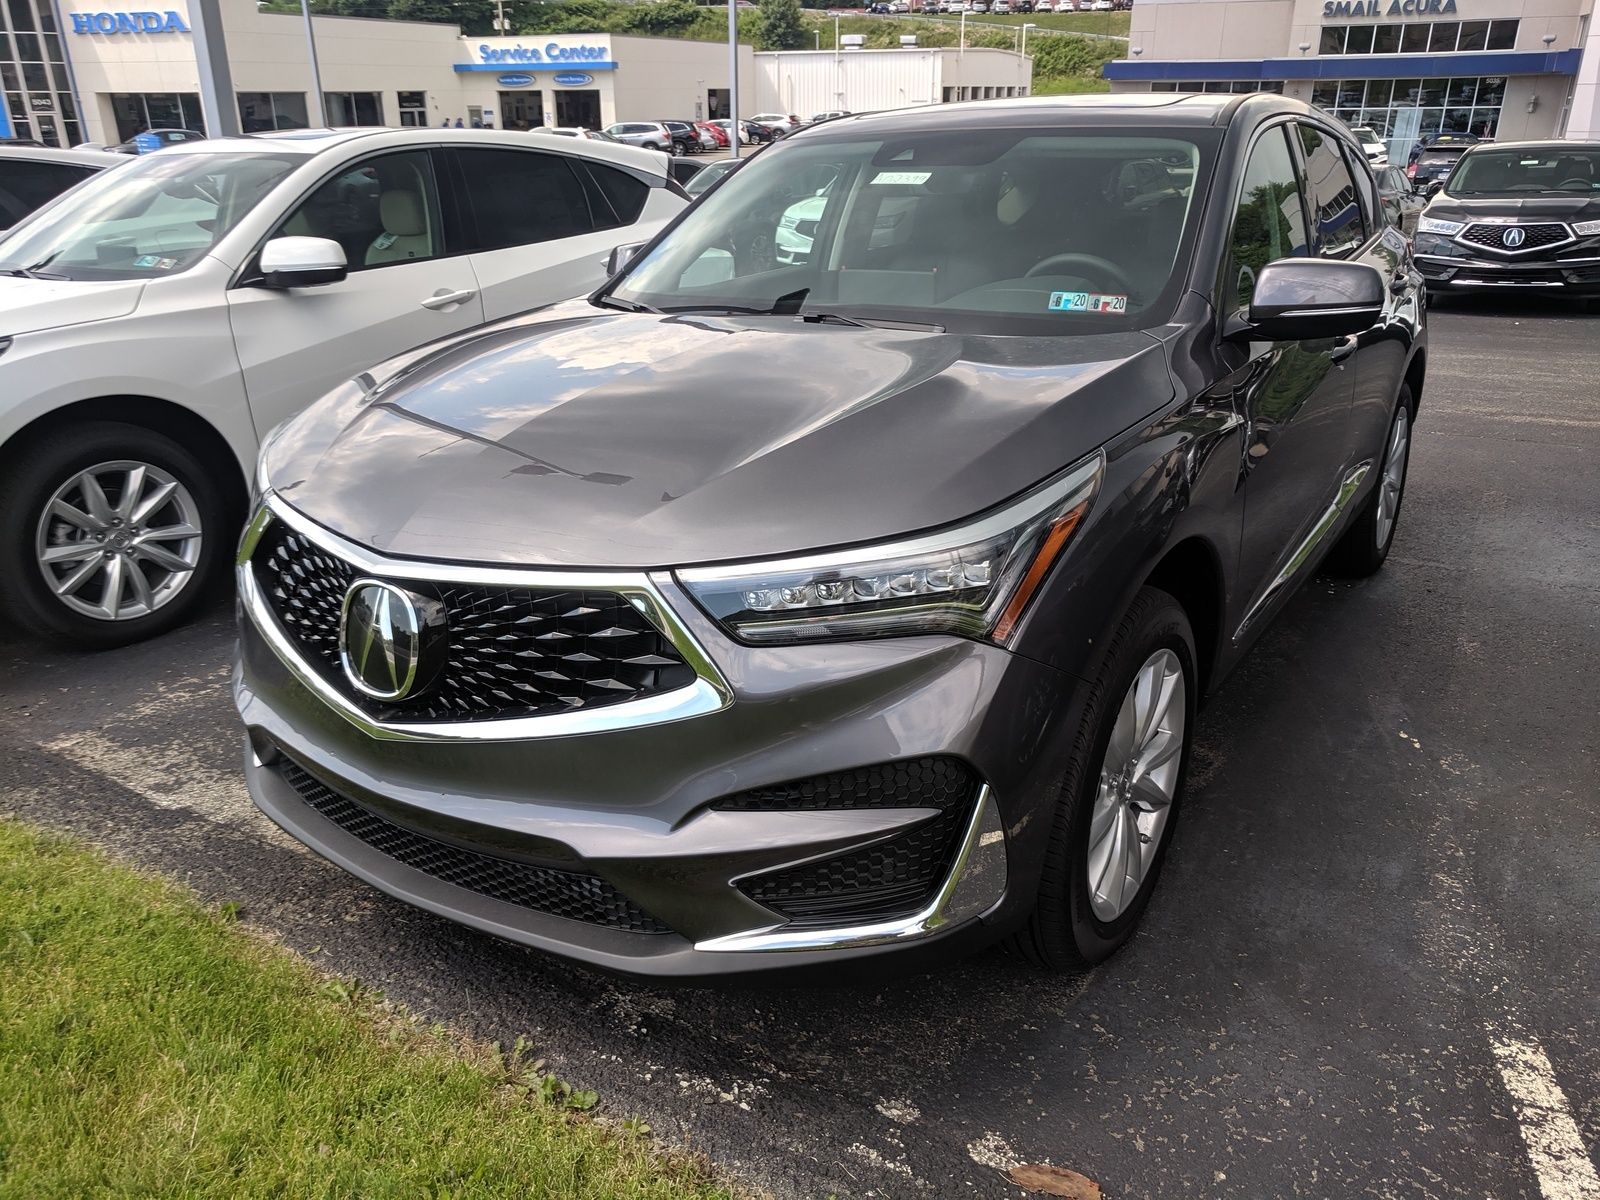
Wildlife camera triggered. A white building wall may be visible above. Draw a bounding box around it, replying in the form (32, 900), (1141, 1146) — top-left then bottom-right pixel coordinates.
(608, 35), (755, 125)
(755, 47), (1029, 118)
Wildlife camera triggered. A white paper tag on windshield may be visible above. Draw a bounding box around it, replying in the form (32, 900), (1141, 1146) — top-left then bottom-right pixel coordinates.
(871, 171), (931, 186)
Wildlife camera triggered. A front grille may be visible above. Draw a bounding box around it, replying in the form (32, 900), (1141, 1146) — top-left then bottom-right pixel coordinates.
(719, 758), (981, 930)
(1460, 223), (1571, 253)
(252, 517), (695, 723)
(1455, 267), (1567, 285)
(278, 756), (672, 934)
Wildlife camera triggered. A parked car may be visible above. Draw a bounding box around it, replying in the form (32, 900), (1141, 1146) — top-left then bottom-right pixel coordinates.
(682, 155), (743, 196)
(714, 119), (774, 146)
(108, 127), (206, 155)
(238, 94), (1424, 983)
(0, 128), (687, 646)
(669, 157), (710, 188)
(659, 121), (704, 156)
(993, 1), (1012, 12)
(0, 144), (126, 229)
(1348, 125), (1388, 168)
(605, 122), (679, 154)
(1375, 164), (1424, 235)
(1411, 140), (1600, 299)
(809, 111), (852, 125)
(968, 1), (989, 12)
(1090, 0), (1113, 10)
(748, 114), (799, 138)
(1408, 138), (1476, 191)
(694, 120), (730, 149)
(535, 126), (623, 143)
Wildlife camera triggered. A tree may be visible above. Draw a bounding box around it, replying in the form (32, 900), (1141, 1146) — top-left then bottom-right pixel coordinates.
(756, 0), (806, 51)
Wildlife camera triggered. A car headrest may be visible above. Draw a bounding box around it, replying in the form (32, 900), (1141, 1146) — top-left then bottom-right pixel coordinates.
(380, 189), (426, 237)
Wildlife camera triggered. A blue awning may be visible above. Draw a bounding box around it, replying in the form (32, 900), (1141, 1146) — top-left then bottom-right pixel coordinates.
(1103, 48), (1582, 81)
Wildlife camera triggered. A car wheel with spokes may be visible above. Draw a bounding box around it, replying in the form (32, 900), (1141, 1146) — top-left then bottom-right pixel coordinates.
(0, 422), (228, 648)
(1011, 586), (1196, 970)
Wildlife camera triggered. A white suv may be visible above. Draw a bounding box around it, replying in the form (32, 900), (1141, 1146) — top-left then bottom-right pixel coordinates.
(0, 127), (685, 647)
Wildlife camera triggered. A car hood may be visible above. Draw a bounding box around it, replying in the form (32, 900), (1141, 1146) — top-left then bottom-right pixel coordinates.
(1427, 194), (1600, 222)
(263, 306), (1173, 568)
(0, 275), (146, 336)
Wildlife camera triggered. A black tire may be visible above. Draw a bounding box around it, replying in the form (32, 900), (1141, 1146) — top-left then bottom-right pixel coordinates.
(670, 141), (685, 157)
(0, 421), (229, 649)
(1010, 587), (1197, 971)
(1324, 383), (1414, 578)
(642, 141), (661, 151)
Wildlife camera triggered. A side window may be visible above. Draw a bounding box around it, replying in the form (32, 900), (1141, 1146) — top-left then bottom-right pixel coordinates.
(0, 159), (97, 223)
(1296, 123), (1366, 258)
(454, 148), (595, 251)
(1339, 139), (1379, 235)
(276, 149), (442, 271)
(582, 160), (649, 228)
(1226, 126), (1310, 313)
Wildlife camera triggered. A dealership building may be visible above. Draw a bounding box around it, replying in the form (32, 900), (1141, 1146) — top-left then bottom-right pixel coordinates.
(756, 43), (1034, 116)
(1108, 0), (1600, 147)
(0, 0), (756, 146)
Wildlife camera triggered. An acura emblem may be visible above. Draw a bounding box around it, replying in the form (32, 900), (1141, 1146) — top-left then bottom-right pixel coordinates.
(339, 580), (447, 700)
(1502, 226), (1526, 248)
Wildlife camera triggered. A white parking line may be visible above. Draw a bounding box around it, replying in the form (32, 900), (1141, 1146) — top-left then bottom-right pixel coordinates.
(1489, 1030), (1600, 1200)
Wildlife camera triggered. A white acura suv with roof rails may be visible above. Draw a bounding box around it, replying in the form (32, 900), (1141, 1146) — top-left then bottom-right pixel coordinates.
(0, 126), (686, 648)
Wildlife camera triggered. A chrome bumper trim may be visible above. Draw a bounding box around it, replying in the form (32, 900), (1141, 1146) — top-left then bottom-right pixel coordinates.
(239, 494), (733, 743)
(693, 784), (1007, 953)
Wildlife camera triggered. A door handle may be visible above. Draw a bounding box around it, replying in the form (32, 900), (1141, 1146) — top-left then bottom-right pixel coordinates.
(1330, 335), (1358, 366)
(421, 288), (476, 311)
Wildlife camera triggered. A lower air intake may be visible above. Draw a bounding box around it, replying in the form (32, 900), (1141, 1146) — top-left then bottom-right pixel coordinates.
(277, 756), (671, 934)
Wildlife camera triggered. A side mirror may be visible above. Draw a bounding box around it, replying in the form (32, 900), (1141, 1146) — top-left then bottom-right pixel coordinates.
(601, 241), (647, 277)
(259, 236), (347, 288)
(1234, 258), (1385, 342)
(1425, 179), (1445, 198)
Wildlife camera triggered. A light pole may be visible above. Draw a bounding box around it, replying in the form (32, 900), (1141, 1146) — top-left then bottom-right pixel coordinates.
(1020, 21), (1034, 55)
(959, 9), (966, 56)
(728, 0), (740, 158)
(299, 0), (324, 127)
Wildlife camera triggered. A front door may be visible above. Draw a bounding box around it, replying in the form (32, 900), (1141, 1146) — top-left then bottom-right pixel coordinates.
(227, 148), (485, 440)
(1224, 123), (1358, 640)
(555, 90), (601, 129)
(499, 90), (544, 131)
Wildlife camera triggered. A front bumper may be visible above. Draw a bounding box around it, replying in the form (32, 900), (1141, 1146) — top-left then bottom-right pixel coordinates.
(235, 498), (1082, 982)
(1418, 254), (1600, 294)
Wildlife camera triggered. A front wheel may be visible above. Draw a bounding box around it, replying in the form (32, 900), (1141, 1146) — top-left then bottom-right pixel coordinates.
(0, 421), (229, 648)
(670, 141), (685, 157)
(1325, 384), (1413, 577)
(1010, 587), (1196, 971)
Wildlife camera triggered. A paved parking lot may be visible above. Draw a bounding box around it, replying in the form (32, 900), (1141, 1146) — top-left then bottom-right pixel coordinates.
(2, 296), (1596, 1199)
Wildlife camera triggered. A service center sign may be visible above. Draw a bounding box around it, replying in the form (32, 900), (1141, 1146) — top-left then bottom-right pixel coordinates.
(467, 35), (615, 69)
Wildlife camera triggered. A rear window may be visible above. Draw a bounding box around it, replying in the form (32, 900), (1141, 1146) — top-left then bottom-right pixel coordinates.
(584, 160), (650, 228)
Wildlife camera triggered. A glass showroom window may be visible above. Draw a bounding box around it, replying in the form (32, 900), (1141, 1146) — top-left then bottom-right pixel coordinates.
(237, 91), (310, 134)
(1318, 19), (1517, 54)
(1, 0), (81, 145)
(325, 91), (383, 126)
(1312, 75), (1505, 139)
(111, 93), (205, 143)
(397, 91), (428, 126)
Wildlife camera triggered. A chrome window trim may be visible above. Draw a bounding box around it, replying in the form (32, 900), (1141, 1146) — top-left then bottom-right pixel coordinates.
(239, 493), (733, 743)
(1452, 221), (1575, 258)
(694, 785), (1007, 953)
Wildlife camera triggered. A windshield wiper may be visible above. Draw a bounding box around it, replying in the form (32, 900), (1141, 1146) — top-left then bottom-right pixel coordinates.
(591, 294), (658, 314)
(0, 261), (57, 279)
(662, 287), (812, 317)
(798, 311), (868, 327)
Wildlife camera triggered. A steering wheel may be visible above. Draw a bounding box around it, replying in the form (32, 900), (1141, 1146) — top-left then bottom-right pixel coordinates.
(1557, 177), (1594, 191)
(1024, 253), (1134, 296)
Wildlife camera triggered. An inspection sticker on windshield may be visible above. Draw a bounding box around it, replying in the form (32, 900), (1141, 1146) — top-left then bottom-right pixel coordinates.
(1049, 291), (1127, 313)
(133, 254), (177, 269)
(871, 170), (931, 186)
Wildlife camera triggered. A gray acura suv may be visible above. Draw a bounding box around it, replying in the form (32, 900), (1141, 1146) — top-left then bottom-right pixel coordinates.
(236, 94), (1427, 981)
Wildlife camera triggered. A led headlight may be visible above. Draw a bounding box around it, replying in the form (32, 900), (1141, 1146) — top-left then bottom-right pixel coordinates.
(678, 453), (1103, 645)
(1574, 219), (1600, 237)
(1416, 216), (1466, 236)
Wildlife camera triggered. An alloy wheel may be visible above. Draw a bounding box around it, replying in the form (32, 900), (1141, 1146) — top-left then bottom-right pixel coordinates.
(1087, 648), (1186, 922)
(1375, 405), (1410, 550)
(34, 460), (204, 622)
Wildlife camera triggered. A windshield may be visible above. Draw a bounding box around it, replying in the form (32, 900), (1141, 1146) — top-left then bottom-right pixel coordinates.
(1448, 148), (1600, 196)
(611, 128), (1208, 334)
(0, 150), (305, 280)
(684, 160), (739, 196)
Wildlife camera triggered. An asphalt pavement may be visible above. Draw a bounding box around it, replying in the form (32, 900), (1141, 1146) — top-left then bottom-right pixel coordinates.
(2, 295), (1597, 1199)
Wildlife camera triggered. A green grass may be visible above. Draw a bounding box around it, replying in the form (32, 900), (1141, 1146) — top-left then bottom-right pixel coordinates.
(1029, 73), (1113, 94)
(0, 819), (736, 1199)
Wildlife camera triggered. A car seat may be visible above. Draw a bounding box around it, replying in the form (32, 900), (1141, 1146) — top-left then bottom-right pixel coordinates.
(365, 190), (431, 264)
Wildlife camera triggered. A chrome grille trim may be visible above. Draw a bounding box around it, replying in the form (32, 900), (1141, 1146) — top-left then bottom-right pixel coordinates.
(1453, 221), (1575, 257)
(239, 493), (732, 742)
